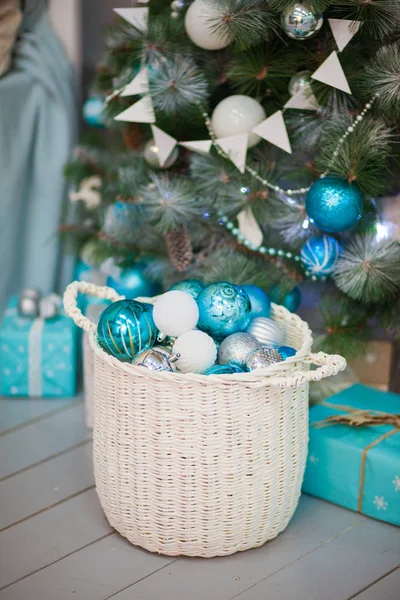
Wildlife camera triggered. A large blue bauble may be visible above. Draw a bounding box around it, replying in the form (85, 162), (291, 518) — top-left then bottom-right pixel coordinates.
(301, 235), (342, 277)
(306, 177), (363, 233)
(97, 300), (158, 361)
(169, 279), (205, 300)
(82, 96), (105, 128)
(204, 364), (245, 375)
(197, 282), (252, 338)
(277, 346), (297, 360)
(107, 264), (161, 299)
(270, 285), (301, 313)
(242, 284), (271, 318)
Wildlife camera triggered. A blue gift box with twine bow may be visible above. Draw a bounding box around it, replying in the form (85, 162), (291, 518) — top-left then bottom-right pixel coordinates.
(0, 296), (77, 397)
(302, 384), (400, 527)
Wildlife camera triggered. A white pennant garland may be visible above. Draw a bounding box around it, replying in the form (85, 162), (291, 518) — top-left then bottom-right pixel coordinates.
(113, 8), (149, 31)
(179, 140), (212, 155)
(151, 125), (178, 167)
(311, 51), (351, 94)
(216, 134), (248, 173)
(121, 67), (149, 97)
(237, 207), (263, 247)
(284, 86), (319, 111)
(114, 95), (155, 123)
(252, 110), (292, 154)
(328, 19), (361, 52)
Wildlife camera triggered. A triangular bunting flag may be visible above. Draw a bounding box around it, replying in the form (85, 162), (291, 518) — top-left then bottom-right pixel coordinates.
(151, 125), (178, 167)
(284, 86), (319, 111)
(252, 110), (292, 154)
(311, 51), (352, 94)
(216, 134), (248, 173)
(179, 140), (212, 155)
(113, 8), (148, 31)
(237, 207), (263, 248)
(328, 19), (361, 52)
(114, 95), (155, 123)
(121, 67), (149, 97)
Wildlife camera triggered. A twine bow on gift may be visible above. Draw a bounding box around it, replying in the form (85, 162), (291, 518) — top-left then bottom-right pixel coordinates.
(313, 402), (400, 513)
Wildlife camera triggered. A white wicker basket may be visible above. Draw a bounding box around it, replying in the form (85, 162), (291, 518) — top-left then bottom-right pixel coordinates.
(64, 281), (346, 558)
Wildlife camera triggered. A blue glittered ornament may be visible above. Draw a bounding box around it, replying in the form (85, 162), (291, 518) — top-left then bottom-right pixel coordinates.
(301, 235), (342, 277)
(83, 96), (105, 128)
(169, 279), (205, 300)
(97, 300), (158, 361)
(107, 263), (161, 299)
(197, 282), (252, 338)
(270, 285), (301, 313)
(306, 177), (363, 233)
(204, 364), (245, 375)
(242, 284), (271, 318)
(277, 346), (297, 360)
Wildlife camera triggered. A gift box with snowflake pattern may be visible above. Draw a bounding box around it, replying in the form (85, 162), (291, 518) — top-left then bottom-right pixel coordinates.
(0, 297), (77, 397)
(302, 384), (400, 527)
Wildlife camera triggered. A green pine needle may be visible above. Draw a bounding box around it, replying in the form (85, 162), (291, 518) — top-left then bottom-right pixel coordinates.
(335, 0), (400, 40)
(268, 0), (331, 11)
(361, 44), (400, 117)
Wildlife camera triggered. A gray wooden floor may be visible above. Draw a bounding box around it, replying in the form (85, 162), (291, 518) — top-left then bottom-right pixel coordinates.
(0, 396), (398, 600)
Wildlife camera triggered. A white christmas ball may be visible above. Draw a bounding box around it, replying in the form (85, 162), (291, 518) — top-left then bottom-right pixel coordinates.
(173, 330), (217, 374)
(153, 290), (199, 337)
(184, 0), (230, 50)
(246, 317), (284, 349)
(211, 95), (266, 148)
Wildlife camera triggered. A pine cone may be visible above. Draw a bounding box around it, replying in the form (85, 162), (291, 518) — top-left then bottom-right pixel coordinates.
(122, 124), (144, 150)
(164, 226), (193, 273)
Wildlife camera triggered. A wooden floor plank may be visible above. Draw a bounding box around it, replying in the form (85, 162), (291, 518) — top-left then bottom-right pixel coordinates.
(0, 396), (78, 434)
(0, 403), (90, 479)
(350, 568), (400, 600)
(0, 488), (111, 589)
(0, 442), (94, 530)
(234, 518), (400, 600)
(0, 534), (175, 600)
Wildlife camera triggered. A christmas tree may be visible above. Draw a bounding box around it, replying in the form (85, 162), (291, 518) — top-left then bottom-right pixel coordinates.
(63, 0), (400, 361)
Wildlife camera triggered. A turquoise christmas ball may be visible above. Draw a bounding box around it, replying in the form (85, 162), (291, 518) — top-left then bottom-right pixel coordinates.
(97, 300), (158, 361)
(270, 285), (301, 313)
(83, 96), (105, 128)
(169, 279), (205, 300)
(242, 284), (271, 318)
(204, 364), (245, 375)
(277, 346), (297, 360)
(197, 282), (252, 338)
(107, 263), (161, 299)
(306, 177), (363, 233)
(301, 235), (342, 277)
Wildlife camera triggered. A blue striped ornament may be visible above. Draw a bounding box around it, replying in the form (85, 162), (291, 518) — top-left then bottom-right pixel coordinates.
(97, 300), (158, 361)
(300, 235), (342, 277)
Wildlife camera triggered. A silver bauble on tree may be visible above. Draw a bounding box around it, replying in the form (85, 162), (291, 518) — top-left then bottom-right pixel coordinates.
(246, 348), (283, 372)
(288, 70), (312, 96)
(281, 3), (323, 40)
(143, 139), (179, 169)
(218, 332), (262, 370)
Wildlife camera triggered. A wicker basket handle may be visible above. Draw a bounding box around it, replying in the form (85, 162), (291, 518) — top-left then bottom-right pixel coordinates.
(266, 352), (346, 388)
(63, 280), (124, 333)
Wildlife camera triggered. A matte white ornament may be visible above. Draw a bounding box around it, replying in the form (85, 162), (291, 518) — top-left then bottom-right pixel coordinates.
(246, 317), (283, 349)
(311, 51), (351, 94)
(211, 95), (266, 149)
(251, 110), (292, 154)
(113, 8), (149, 31)
(153, 291), (199, 337)
(121, 67), (149, 97)
(284, 86), (319, 111)
(151, 125), (178, 167)
(114, 96), (156, 123)
(328, 19), (361, 52)
(184, 0), (230, 50)
(173, 330), (217, 374)
(179, 140), (212, 155)
(216, 133), (248, 173)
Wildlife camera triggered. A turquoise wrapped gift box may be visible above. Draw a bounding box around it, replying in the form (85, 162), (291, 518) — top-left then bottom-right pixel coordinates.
(0, 297), (78, 397)
(302, 384), (400, 527)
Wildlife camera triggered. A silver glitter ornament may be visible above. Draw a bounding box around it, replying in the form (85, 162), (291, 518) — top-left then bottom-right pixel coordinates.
(218, 332), (262, 369)
(18, 296), (39, 318)
(246, 317), (284, 349)
(132, 348), (180, 372)
(288, 70), (312, 96)
(143, 139), (179, 169)
(246, 348), (283, 372)
(281, 3), (323, 40)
